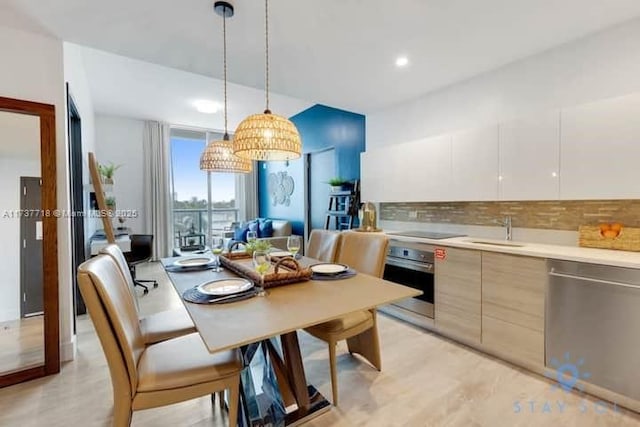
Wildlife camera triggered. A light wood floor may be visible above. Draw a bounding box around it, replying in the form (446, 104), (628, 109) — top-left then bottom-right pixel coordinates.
(0, 315), (44, 375)
(1, 262), (639, 427)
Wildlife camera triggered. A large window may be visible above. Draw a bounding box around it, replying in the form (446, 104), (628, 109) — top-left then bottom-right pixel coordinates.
(170, 128), (238, 245)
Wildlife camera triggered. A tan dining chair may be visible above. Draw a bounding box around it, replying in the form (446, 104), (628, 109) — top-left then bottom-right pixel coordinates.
(306, 229), (342, 262)
(78, 255), (242, 427)
(100, 244), (196, 344)
(304, 231), (389, 405)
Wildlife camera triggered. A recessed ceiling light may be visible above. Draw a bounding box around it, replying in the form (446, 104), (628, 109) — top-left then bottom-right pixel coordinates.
(193, 100), (222, 114)
(395, 56), (409, 68)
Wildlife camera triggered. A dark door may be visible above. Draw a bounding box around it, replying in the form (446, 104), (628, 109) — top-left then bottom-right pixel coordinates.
(307, 148), (335, 232)
(20, 177), (44, 317)
(67, 89), (86, 317)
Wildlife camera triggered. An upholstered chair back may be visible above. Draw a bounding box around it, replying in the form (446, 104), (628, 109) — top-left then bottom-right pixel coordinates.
(306, 229), (342, 262)
(100, 244), (140, 311)
(77, 255), (146, 397)
(336, 232), (389, 278)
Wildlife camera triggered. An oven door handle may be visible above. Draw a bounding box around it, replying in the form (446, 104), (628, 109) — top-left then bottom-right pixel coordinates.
(385, 257), (434, 273)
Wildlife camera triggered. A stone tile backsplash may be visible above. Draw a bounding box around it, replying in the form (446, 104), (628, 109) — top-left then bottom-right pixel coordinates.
(379, 200), (640, 231)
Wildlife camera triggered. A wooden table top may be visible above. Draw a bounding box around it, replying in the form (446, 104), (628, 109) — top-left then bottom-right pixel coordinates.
(162, 256), (421, 354)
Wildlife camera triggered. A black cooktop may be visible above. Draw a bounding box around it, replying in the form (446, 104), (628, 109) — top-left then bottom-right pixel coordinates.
(388, 230), (467, 240)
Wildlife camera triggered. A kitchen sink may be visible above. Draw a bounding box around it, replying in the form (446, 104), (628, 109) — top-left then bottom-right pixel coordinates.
(466, 239), (525, 247)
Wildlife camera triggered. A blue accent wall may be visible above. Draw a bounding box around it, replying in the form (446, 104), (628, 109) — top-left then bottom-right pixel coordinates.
(258, 104), (366, 235)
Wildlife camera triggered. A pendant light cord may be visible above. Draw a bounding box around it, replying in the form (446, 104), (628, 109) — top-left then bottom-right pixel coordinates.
(264, 0), (270, 113)
(223, 6), (229, 139)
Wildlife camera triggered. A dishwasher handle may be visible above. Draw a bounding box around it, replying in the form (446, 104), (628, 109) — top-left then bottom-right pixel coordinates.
(549, 269), (640, 290)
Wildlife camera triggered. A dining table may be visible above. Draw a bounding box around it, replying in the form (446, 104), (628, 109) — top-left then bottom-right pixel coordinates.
(162, 254), (421, 426)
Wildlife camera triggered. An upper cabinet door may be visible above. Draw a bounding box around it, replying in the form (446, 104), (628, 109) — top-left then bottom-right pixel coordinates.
(561, 93), (640, 199)
(361, 147), (390, 202)
(361, 135), (452, 202)
(404, 135), (452, 202)
(499, 111), (560, 201)
(451, 125), (499, 201)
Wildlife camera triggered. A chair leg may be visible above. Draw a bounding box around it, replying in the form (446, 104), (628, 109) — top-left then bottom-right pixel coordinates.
(346, 326), (382, 371)
(112, 399), (133, 427)
(227, 376), (240, 427)
(328, 340), (339, 406)
(134, 280), (149, 295)
(137, 279), (158, 289)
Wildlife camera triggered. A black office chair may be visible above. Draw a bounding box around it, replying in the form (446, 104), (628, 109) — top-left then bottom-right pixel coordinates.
(124, 234), (158, 295)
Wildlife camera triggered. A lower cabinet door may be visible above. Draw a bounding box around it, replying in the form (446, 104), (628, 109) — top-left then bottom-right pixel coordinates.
(482, 315), (544, 367)
(435, 247), (481, 343)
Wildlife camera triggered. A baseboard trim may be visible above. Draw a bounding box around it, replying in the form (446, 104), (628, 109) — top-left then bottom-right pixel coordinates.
(60, 336), (77, 362)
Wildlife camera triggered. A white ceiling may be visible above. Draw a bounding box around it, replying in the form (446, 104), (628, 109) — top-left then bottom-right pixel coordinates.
(77, 44), (313, 130)
(4, 0), (640, 113)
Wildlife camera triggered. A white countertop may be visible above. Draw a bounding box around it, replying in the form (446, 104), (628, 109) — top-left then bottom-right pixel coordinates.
(385, 232), (640, 269)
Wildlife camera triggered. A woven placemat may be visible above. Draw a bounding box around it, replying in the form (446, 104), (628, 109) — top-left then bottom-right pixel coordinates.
(311, 268), (357, 281)
(182, 286), (261, 304)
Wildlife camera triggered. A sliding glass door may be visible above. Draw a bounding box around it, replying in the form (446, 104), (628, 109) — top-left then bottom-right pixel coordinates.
(170, 128), (239, 247)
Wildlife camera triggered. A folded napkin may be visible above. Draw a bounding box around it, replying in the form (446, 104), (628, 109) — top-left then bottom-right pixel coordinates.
(311, 268), (357, 281)
(165, 262), (217, 273)
(182, 286), (261, 304)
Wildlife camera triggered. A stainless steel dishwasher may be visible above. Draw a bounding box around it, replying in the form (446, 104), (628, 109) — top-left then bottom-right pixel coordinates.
(547, 259), (640, 400)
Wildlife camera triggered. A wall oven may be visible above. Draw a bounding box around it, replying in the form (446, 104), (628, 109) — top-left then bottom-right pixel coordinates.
(381, 242), (434, 322)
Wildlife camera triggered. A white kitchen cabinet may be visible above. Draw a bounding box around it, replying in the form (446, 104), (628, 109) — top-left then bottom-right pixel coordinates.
(451, 125), (499, 201)
(560, 92), (640, 199)
(361, 146), (396, 202)
(403, 135), (452, 202)
(360, 135), (451, 202)
(499, 111), (560, 200)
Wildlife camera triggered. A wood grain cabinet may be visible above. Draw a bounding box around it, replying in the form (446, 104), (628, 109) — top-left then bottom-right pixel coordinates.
(435, 247), (482, 344)
(481, 252), (546, 367)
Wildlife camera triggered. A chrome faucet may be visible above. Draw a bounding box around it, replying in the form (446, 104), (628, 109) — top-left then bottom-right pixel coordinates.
(496, 216), (512, 241)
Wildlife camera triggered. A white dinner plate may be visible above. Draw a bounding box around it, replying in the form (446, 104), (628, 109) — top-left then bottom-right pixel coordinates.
(270, 251), (293, 257)
(197, 278), (254, 296)
(173, 256), (214, 268)
(310, 263), (349, 275)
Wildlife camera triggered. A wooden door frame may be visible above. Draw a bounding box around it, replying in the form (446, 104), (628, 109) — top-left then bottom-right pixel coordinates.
(0, 96), (59, 387)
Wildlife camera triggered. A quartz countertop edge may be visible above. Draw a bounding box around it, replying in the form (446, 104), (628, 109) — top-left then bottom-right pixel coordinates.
(385, 233), (640, 269)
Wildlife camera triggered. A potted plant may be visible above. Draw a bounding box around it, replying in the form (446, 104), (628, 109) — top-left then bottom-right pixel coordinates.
(245, 239), (272, 256)
(328, 177), (353, 192)
(105, 196), (116, 212)
(98, 162), (122, 185)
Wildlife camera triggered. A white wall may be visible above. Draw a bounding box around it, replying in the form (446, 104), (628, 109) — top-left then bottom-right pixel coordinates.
(95, 115), (145, 232)
(63, 42), (98, 253)
(0, 24), (74, 360)
(367, 18), (640, 148)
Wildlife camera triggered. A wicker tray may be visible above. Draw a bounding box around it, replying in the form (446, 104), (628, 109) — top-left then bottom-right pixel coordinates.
(219, 252), (312, 288)
(578, 225), (640, 252)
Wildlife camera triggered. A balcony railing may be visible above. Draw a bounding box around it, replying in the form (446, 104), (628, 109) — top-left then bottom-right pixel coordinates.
(173, 208), (238, 238)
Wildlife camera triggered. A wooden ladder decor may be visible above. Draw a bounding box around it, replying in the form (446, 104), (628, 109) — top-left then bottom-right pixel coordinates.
(88, 152), (115, 243)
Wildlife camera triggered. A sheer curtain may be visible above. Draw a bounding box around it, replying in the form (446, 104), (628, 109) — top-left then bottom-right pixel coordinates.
(237, 165), (258, 222)
(143, 121), (173, 259)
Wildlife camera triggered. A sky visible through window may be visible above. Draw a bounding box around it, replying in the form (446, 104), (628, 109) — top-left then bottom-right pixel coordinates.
(171, 136), (235, 203)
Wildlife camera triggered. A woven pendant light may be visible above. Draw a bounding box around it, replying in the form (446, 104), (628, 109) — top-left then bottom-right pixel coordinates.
(233, 0), (302, 161)
(200, 1), (252, 173)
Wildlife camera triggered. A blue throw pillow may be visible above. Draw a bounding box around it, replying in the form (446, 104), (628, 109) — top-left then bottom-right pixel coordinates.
(248, 220), (260, 237)
(233, 222), (250, 242)
(258, 219), (274, 238)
